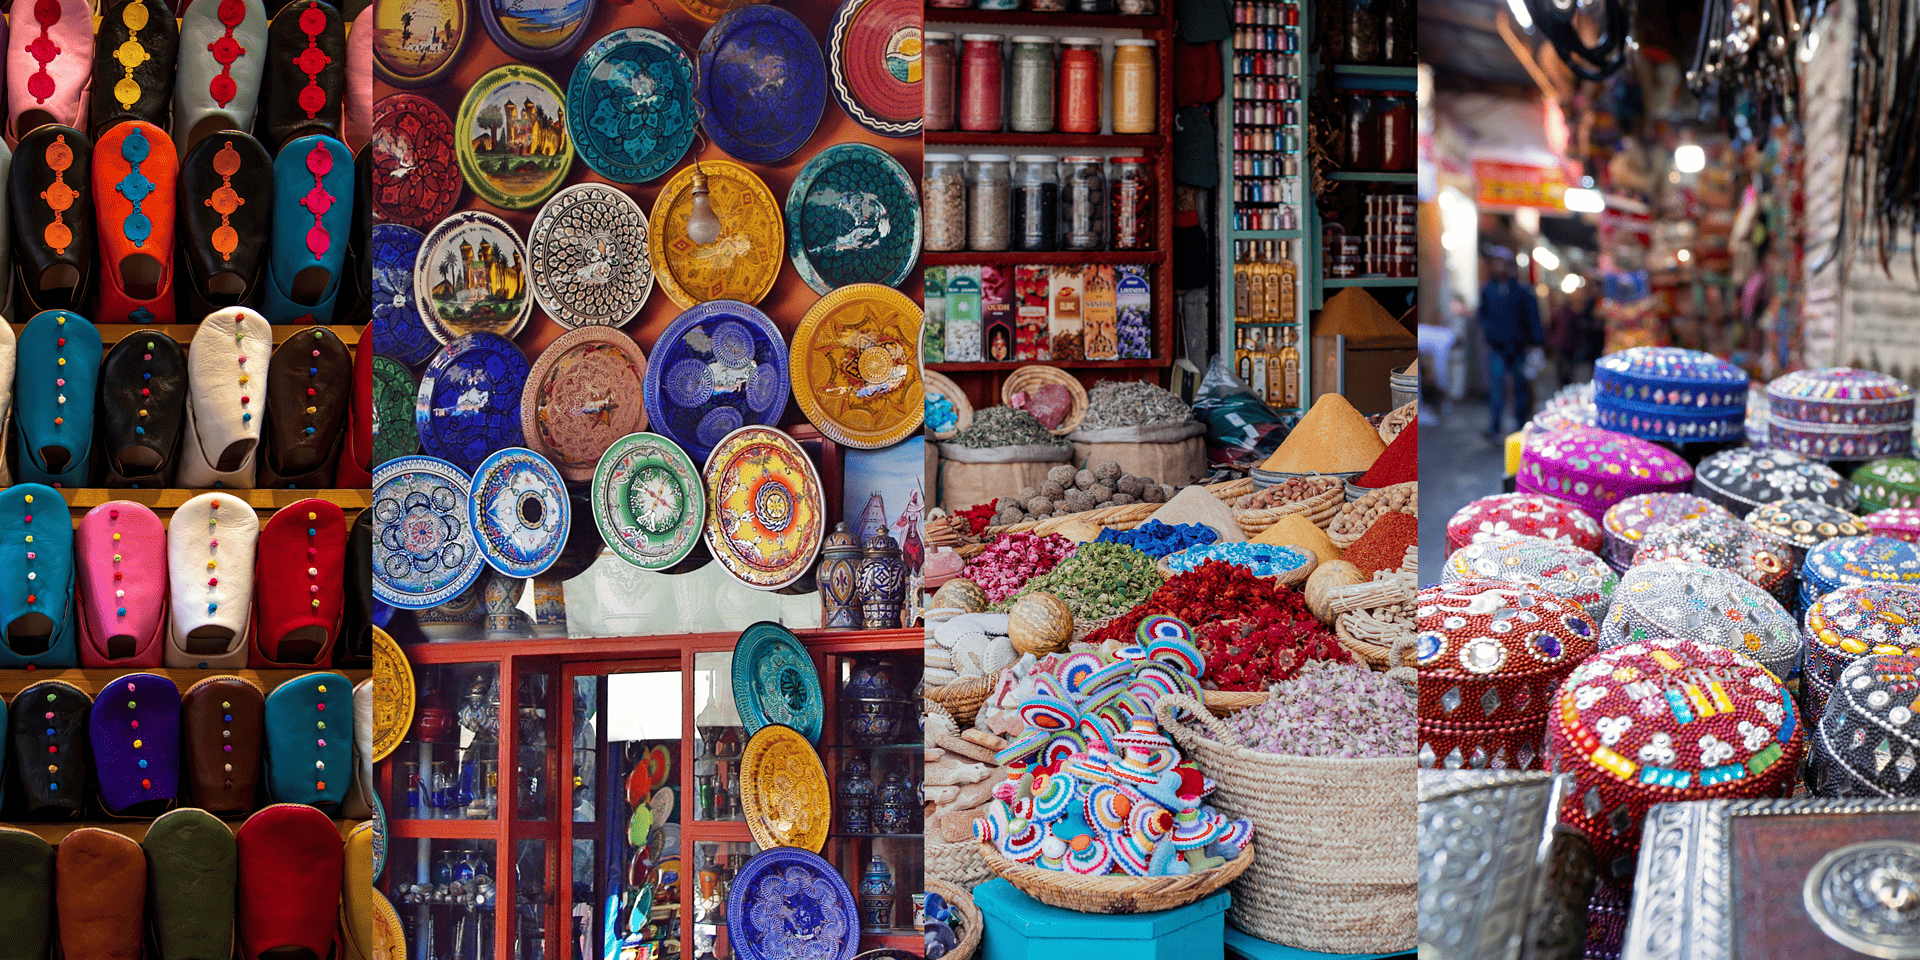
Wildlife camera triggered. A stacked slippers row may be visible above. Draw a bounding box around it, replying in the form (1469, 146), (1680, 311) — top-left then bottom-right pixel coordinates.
(0, 308), (363, 489)
(0, 0), (368, 325)
(0, 488), (357, 671)
(0, 805), (372, 960)
(1, 670), (368, 819)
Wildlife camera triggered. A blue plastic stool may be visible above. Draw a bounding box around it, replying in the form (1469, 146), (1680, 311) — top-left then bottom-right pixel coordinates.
(974, 878), (1230, 960)
(1223, 924), (1414, 960)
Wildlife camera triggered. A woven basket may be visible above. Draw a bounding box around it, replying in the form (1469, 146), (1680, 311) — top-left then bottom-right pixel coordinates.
(1002, 365), (1089, 435)
(926, 676), (992, 727)
(925, 370), (974, 441)
(986, 478), (1254, 537)
(928, 837), (994, 887)
(1202, 689), (1271, 715)
(1154, 693), (1416, 953)
(1327, 483), (1418, 549)
(925, 879), (983, 960)
(978, 838), (1255, 913)
(1232, 483), (1345, 536)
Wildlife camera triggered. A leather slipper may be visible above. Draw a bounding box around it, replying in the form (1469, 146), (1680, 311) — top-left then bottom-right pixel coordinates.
(262, 671), (351, 809)
(11, 309), (99, 487)
(0, 826), (53, 960)
(6, 0), (92, 145)
(56, 828), (146, 960)
(177, 305), (271, 488)
(143, 808), (237, 960)
(9, 126), (92, 314)
(91, 0), (177, 136)
(250, 497), (345, 667)
(256, 0), (343, 150)
(181, 673), (265, 816)
(235, 803), (343, 960)
(75, 501), (169, 667)
(0, 483), (78, 668)
(174, 0), (266, 156)
(96, 332), (188, 487)
(177, 131), (271, 314)
(89, 671), (180, 816)
(9, 679), (90, 815)
(165, 491), (258, 669)
(259, 134), (350, 324)
(92, 119), (177, 323)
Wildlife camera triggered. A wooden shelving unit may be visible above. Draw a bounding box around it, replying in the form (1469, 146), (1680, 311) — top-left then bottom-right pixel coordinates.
(0, 667), (366, 699)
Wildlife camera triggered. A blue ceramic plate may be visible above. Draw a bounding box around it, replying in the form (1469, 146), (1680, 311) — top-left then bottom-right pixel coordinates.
(567, 29), (697, 184)
(468, 447), (571, 578)
(370, 224), (436, 367)
(372, 455), (485, 609)
(642, 301), (791, 464)
(725, 847), (859, 960)
(480, 0), (595, 62)
(785, 144), (920, 293)
(416, 333), (531, 474)
(731, 621), (824, 743)
(696, 7), (827, 165)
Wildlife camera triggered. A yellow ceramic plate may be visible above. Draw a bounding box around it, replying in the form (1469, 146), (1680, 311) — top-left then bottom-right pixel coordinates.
(372, 890), (405, 960)
(647, 160), (785, 308)
(702, 426), (825, 589)
(740, 723), (830, 852)
(791, 283), (924, 449)
(371, 626), (415, 762)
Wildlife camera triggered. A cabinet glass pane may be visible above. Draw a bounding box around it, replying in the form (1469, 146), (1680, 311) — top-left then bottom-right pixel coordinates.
(602, 671), (684, 960)
(574, 676), (600, 824)
(690, 841), (762, 960)
(691, 653), (744, 824)
(514, 839), (552, 960)
(390, 663), (501, 821)
(390, 838), (498, 960)
(516, 668), (556, 821)
(571, 839), (596, 960)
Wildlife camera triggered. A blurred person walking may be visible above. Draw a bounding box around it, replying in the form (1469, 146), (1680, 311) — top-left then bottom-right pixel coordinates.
(1477, 247), (1543, 441)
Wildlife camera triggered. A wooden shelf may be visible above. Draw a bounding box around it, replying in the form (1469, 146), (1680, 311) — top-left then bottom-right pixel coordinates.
(1323, 277), (1418, 288)
(924, 8), (1166, 29)
(58, 487), (370, 514)
(922, 250), (1163, 266)
(1328, 170), (1417, 183)
(6, 818), (364, 844)
(388, 818), (503, 841)
(929, 358), (1168, 371)
(0, 667), (367, 699)
(925, 131), (1163, 150)
(15, 324), (363, 348)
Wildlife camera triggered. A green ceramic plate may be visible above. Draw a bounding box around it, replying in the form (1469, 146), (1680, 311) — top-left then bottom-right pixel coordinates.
(371, 355), (420, 468)
(592, 432), (706, 570)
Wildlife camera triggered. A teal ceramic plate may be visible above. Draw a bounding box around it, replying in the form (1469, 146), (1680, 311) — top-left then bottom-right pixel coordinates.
(566, 29), (697, 184)
(731, 621), (823, 743)
(785, 143), (920, 293)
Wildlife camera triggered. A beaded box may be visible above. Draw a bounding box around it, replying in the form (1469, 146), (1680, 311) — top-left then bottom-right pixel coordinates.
(1863, 506), (1920, 543)
(1765, 367), (1914, 462)
(1592, 347), (1749, 444)
(1599, 559), (1802, 681)
(1440, 533), (1619, 627)
(1599, 493), (1733, 574)
(1744, 498), (1867, 562)
(1445, 492), (1605, 557)
(1850, 456), (1920, 512)
(1516, 427), (1693, 520)
(1799, 535), (1920, 612)
(1809, 653), (1920, 797)
(1629, 514), (1797, 603)
(1801, 584), (1920, 720)
(1691, 447), (1853, 515)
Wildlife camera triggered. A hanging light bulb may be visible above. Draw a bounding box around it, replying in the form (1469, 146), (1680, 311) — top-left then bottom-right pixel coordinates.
(686, 162), (722, 244)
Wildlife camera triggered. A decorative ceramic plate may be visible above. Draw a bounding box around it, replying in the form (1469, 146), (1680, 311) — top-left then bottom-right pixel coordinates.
(480, 0), (594, 61)
(415, 211), (532, 342)
(370, 625), (413, 762)
(696, 7), (828, 165)
(740, 724), (829, 852)
(647, 161), (785, 308)
(373, 0), (468, 87)
(373, 456), (485, 609)
(370, 790), (388, 876)
(528, 183), (655, 328)
(704, 427), (826, 590)
(372, 96), (463, 229)
(731, 621), (824, 742)
(592, 432), (706, 570)
(676, 0), (755, 23)
(725, 847), (859, 960)
(566, 29), (696, 184)
(790, 284), (923, 448)
(372, 355), (421, 468)
(649, 785), (675, 829)
(370, 224), (438, 366)
(785, 145), (920, 292)
(522, 326), (650, 482)
(416, 333), (531, 474)
(371, 890), (405, 960)
(455, 66), (574, 210)
(642, 300), (791, 463)
(468, 447), (571, 578)
(827, 0), (921, 138)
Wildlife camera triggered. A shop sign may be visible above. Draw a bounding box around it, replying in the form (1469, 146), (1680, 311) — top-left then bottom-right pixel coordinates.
(1473, 159), (1568, 210)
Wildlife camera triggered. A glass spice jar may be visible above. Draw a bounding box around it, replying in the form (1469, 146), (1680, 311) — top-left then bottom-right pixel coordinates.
(1075, 0), (1114, 14)
(968, 154), (1012, 251)
(1056, 38), (1102, 134)
(1111, 39), (1157, 134)
(923, 154), (968, 251)
(1011, 155), (1059, 252)
(1110, 156), (1153, 250)
(978, 0), (1019, 12)
(958, 34), (1005, 132)
(1378, 90), (1414, 172)
(923, 32), (956, 131)
(1342, 91), (1378, 171)
(1060, 156), (1106, 251)
(1345, 0), (1381, 63)
(1007, 36), (1054, 133)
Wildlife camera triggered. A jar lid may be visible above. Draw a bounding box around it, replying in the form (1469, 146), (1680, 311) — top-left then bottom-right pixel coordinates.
(1803, 584), (1920, 678)
(925, 153), (966, 162)
(1010, 34), (1054, 43)
(1059, 36), (1101, 44)
(1013, 155), (1058, 163)
(1693, 447), (1853, 514)
(1439, 533), (1617, 626)
(1415, 578), (1598, 685)
(925, 30), (954, 39)
(1628, 514), (1796, 598)
(1601, 492), (1732, 549)
(1447, 492), (1604, 554)
(969, 153), (1012, 162)
(1745, 498), (1867, 548)
(1111, 156), (1150, 164)
(1114, 38), (1157, 45)
(1060, 155), (1103, 163)
(961, 33), (1005, 41)
(1863, 507), (1920, 542)
(1802, 535), (1920, 594)
(1600, 558), (1801, 681)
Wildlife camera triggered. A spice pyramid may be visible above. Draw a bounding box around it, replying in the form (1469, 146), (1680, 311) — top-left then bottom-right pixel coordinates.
(1260, 393), (1386, 474)
(1358, 421), (1416, 487)
(1252, 513), (1342, 562)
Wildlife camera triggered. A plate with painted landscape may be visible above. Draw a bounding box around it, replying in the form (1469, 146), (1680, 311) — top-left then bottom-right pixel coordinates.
(415, 210), (533, 342)
(373, 0), (468, 87)
(481, 0), (596, 61)
(456, 65), (575, 210)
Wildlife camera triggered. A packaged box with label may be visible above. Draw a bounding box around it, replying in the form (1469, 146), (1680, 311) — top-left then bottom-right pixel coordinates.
(1116, 264), (1152, 359)
(1013, 266), (1049, 361)
(944, 266), (982, 362)
(982, 265), (1016, 363)
(1081, 266), (1117, 360)
(1048, 266), (1086, 361)
(922, 266), (947, 364)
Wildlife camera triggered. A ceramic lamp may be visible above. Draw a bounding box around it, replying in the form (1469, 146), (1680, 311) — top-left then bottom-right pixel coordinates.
(856, 529), (906, 630)
(1592, 346), (1750, 444)
(1516, 426), (1693, 520)
(1549, 638), (1803, 885)
(1765, 367), (1915, 462)
(820, 522), (863, 629)
(1415, 578), (1599, 770)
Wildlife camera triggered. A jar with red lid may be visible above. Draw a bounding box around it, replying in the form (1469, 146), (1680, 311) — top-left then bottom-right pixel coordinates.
(923, 32), (956, 131)
(1109, 156), (1154, 250)
(1055, 38), (1102, 134)
(1378, 90), (1413, 172)
(959, 34), (1005, 132)
(1341, 91), (1378, 172)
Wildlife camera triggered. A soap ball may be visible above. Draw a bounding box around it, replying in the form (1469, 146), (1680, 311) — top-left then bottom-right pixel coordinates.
(1144, 484), (1169, 503)
(1017, 485), (1039, 503)
(1094, 460), (1123, 483)
(1117, 475), (1145, 497)
(1076, 469), (1099, 491)
(1048, 464), (1078, 486)
(1040, 480), (1065, 500)
(1087, 483), (1114, 504)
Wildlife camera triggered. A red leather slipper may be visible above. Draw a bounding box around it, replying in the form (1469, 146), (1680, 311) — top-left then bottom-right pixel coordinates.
(235, 803), (342, 960)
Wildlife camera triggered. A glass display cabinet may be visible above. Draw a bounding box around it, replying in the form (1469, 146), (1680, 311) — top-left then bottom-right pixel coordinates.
(384, 628), (921, 960)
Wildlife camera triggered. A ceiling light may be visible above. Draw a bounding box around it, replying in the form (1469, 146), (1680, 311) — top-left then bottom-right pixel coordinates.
(1563, 187), (1605, 213)
(1562, 274), (1584, 293)
(1677, 249), (1692, 262)
(1506, 0), (1534, 30)
(1532, 246), (1560, 271)
(1675, 144), (1706, 173)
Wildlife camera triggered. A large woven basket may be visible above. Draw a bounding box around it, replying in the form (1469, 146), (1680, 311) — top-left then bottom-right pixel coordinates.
(925, 879), (983, 960)
(1327, 482), (1418, 549)
(929, 836), (994, 887)
(1001, 365), (1089, 435)
(925, 679), (991, 727)
(1231, 482), (1345, 535)
(1154, 694), (1416, 953)
(978, 837), (1254, 913)
(925, 369), (974, 441)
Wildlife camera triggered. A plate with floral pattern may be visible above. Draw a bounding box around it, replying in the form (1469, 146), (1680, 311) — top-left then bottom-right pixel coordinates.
(373, 456), (484, 609)
(566, 29), (696, 184)
(527, 183), (655, 328)
(696, 6), (827, 165)
(647, 160), (784, 308)
(593, 432), (707, 571)
(785, 144), (919, 292)
(740, 724), (829, 852)
(468, 447), (571, 578)
(522, 325), (650, 482)
(372, 96), (462, 230)
(642, 299), (790, 464)
(732, 622), (824, 741)
(725, 847), (858, 960)
(370, 223), (437, 366)
(703, 428), (824, 591)
(789, 283), (922, 448)
(416, 333), (530, 474)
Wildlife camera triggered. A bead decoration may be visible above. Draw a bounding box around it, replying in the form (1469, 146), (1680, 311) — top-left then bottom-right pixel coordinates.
(1445, 492), (1605, 558)
(1518, 426), (1693, 520)
(1440, 533), (1618, 626)
(1601, 558), (1802, 681)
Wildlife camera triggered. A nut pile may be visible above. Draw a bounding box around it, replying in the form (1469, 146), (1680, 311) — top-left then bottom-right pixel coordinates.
(1238, 475), (1344, 510)
(1079, 380), (1194, 429)
(1328, 482), (1418, 543)
(948, 406), (1071, 449)
(994, 461), (1174, 526)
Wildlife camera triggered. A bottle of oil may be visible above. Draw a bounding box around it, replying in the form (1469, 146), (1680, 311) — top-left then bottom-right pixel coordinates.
(1278, 326), (1301, 408)
(1276, 240), (1298, 325)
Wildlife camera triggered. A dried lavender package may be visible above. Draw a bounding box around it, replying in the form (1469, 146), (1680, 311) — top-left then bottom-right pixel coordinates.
(923, 266), (947, 364)
(1083, 265), (1119, 360)
(944, 266), (983, 362)
(1116, 263), (1153, 359)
